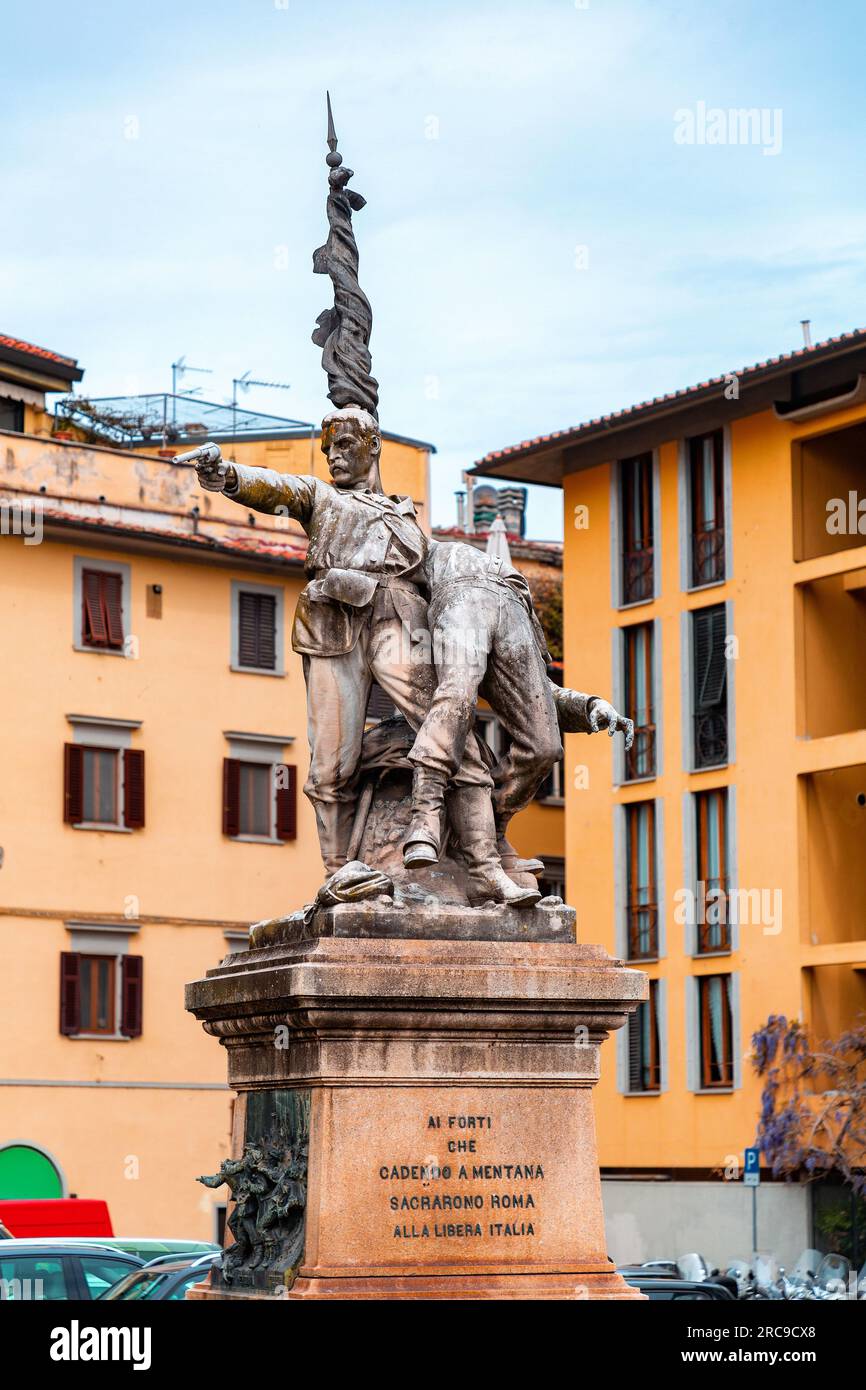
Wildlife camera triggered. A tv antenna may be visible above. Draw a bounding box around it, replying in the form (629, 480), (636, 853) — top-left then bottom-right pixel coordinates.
(231, 372), (292, 437)
(171, 357), (213, 423)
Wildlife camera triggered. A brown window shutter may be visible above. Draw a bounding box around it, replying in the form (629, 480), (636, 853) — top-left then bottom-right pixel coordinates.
(257, 595), (276, 670)
(121, 955), (144, 1038)
(82, 569), (107, 646)
(223, 758), (241, 836)
(694, 604), (727, 709)
(60, 952), (81, 1035)
(627, 1006), (644, 1091)
(123, 749), (145, 828)
(238, 591), (276, 670)
(274, 764), (297, 841)
(64, 743), (84, 823)
(103, 572), (124, 648)
(238, 593), (258, 667)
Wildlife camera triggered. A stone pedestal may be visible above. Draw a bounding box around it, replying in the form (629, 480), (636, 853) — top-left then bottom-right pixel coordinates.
(186, 904), (646, 1301)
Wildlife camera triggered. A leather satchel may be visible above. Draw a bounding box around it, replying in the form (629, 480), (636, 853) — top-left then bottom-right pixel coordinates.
(319, 567), (379, 608)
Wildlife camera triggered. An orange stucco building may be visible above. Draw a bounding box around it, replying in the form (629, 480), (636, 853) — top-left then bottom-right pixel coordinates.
(0, 337), (430, 1238)
(0, 335), (563, 1238)
(474, 328), (866, 1264)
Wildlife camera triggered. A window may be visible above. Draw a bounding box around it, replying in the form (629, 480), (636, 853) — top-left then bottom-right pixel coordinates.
(231, 581), (284, 675)
(627, 978), (660, 1093)
(59, 952), (143, 1039)
(688, 430), (726, 586)
(238, 591), (276, 670)
(63, 744), (145, 829)
(0, 1256), (69, 1300)
(223, 759), (296, 841)
(107, 1268), (170, 1301)
(73, 558), (130, 655)
(82, 748), (118, 824)
(699, 974), (734, 1088)
(475, 711), (504, 760)
(626, 801), (658, 960)
(80, 954), (116, 1034)
(536, 758), (564, 802)
(692, 604), (728, 769)
(475, 709), (563, 801)
(82, 568), (124, 649)
(623, 623), (656, 780)
(168, 1267), (211, 1300)
(0, 396), (24, 433)
(620, 453), (654, 604)
(538, 856), (565, 901)
(696, 788), (729, 953)
(240, 762), (271, 837)
(215, 1203), (228, 1246)
(79, 1254), (136, 1299)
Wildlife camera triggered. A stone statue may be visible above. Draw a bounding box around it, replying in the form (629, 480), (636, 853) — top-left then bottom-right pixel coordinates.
(198, 1143), (274, 1281)
(185, 96), (650, 1308)
(404, 537), (632, 872)
(198, 1122), (308, 1288)
(178, 96), (632, 915)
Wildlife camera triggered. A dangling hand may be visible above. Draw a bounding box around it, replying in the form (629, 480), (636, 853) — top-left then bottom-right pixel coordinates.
(589, 698), (634, 750)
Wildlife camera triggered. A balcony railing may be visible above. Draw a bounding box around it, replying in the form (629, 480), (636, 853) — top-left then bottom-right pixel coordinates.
(627, 903), (658, 960)
(694, 709), (728, 769)
(692, 524), (726, 586)
(622, 546), (654, 604)
(625, 723), (656, 781)
(697, 877), (731, 953)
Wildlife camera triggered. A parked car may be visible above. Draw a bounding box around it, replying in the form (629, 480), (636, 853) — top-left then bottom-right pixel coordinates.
(621, 1272), (736, 1301)
(618, 1262), (677, 1280)
(100, 1253), (220, 1302)
(0, 1199), (113, 1239)
(620, 1254), (739, 1299)
(0, 1239), (143, 1300)
(617, 1260), (679, 1280)
(52, 1237), (220, 1263)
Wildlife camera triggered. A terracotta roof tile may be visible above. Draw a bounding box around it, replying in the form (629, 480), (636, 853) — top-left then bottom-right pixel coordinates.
(37, 504), (307, 566)
(476, 328), (866, 467)
(0, 334), (78, 367)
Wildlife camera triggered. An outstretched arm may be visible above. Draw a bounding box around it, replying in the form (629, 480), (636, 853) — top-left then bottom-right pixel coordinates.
(550, 684), (634, 750)
(184, 445), (318, 526)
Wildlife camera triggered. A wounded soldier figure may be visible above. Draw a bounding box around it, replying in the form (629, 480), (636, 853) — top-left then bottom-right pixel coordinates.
(403, 536), (634, 881)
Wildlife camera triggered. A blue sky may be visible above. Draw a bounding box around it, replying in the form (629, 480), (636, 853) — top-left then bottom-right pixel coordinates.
(2, 0), (863, 537)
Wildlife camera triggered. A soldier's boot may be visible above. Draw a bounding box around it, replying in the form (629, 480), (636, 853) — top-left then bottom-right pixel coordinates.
(449, 786), (541, 908)
(314, 800), (358, 876)
(403, 767), (448, 867)
(495, 814), (544, 877)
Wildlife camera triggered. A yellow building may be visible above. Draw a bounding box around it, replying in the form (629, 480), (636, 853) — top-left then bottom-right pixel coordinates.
(474, 328), (866, 1263)
(0, 336), (432, 1239)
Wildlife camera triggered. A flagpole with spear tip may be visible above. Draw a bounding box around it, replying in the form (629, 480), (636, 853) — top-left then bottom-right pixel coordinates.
(311, 93), (379, 420)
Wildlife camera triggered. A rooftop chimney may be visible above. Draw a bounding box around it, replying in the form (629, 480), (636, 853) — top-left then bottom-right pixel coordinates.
(461, 471), (475, 534)
(801, 319), (812, 348)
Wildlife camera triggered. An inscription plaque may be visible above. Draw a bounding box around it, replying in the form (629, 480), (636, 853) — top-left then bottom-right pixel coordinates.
(302, 1085), (609, 1275)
